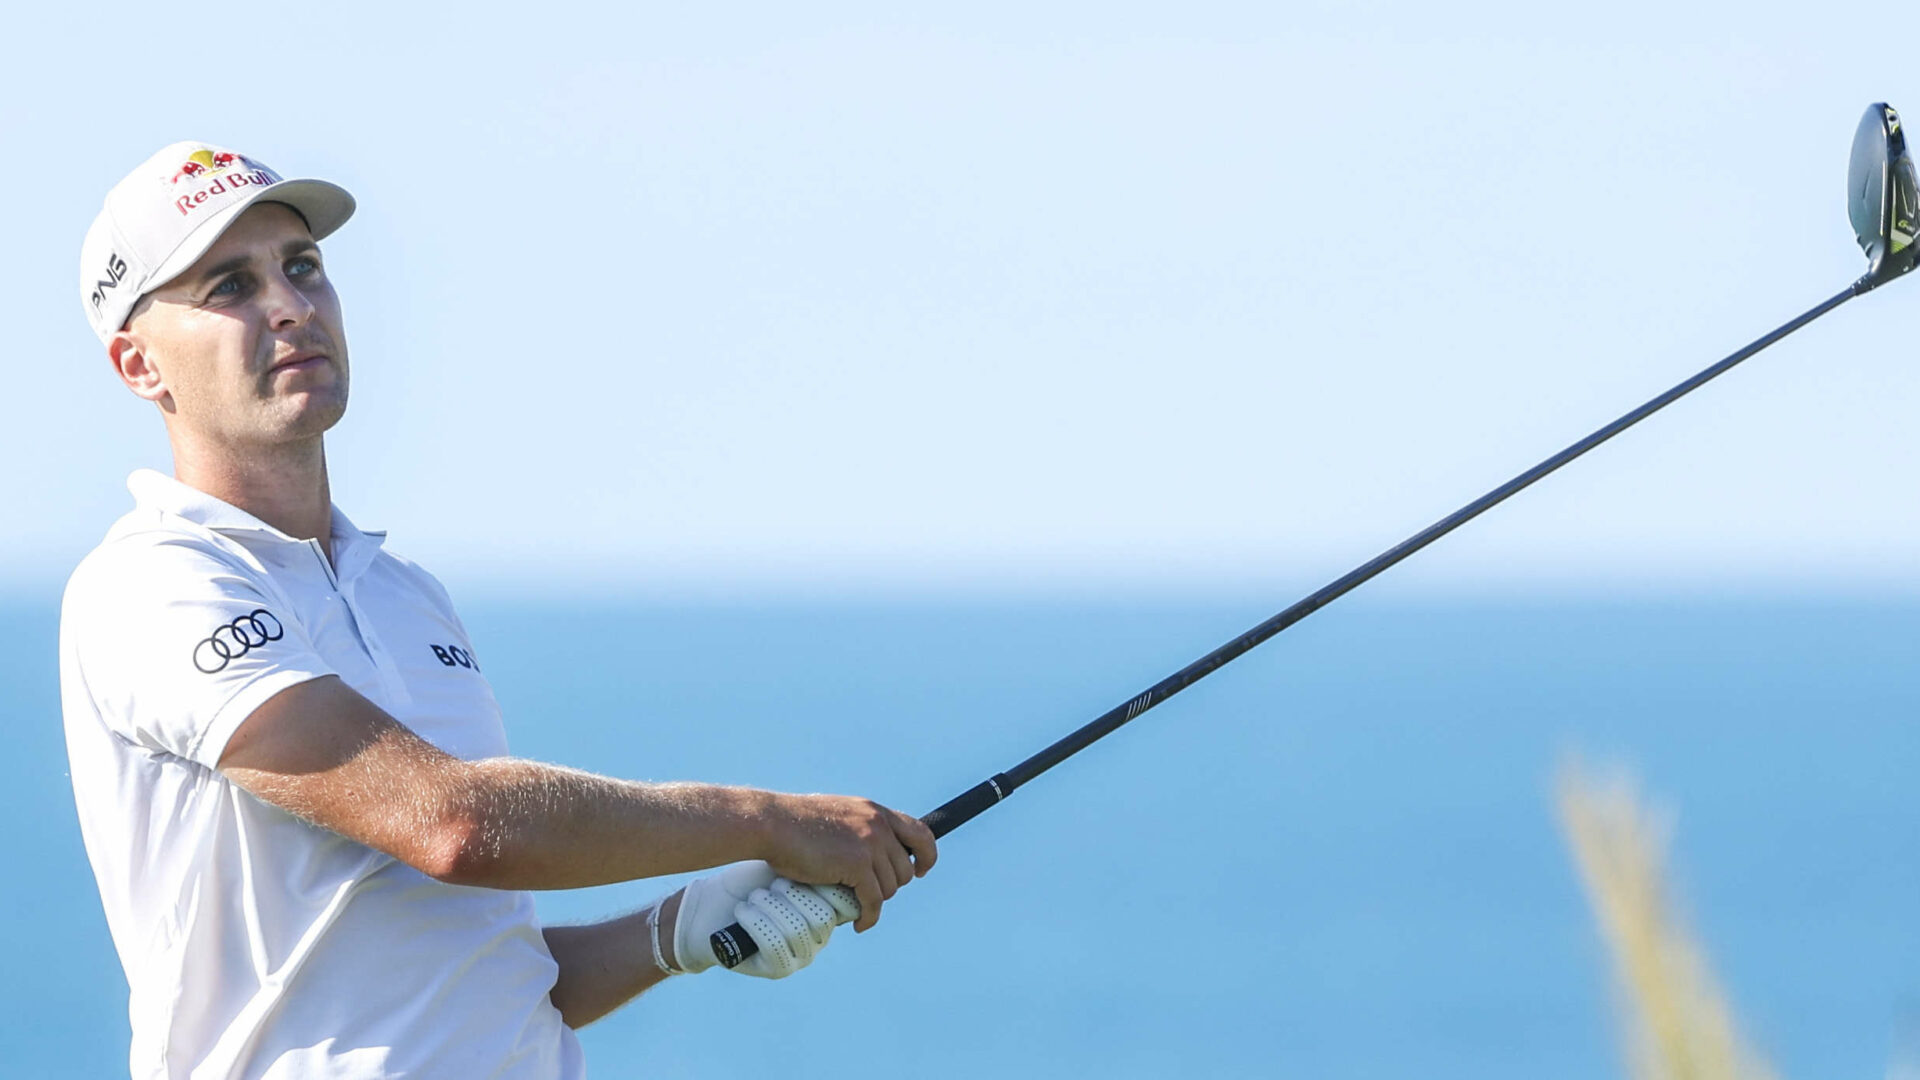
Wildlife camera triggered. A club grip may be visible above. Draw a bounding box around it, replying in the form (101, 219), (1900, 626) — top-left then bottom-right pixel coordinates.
(709, 776), (1012, 969)
(708, 920), (757, 970)
(920, 777), (1008, 838)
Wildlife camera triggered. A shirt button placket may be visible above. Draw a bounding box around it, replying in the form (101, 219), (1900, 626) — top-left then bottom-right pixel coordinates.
(343, 582), (412, 707)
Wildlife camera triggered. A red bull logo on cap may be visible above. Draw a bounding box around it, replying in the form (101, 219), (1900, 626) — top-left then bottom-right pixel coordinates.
(170, 148), (249, 185)
(165, 146), (278, 217)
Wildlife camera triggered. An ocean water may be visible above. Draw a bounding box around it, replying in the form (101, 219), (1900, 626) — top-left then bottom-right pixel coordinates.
(5, 592), (1915, 1078)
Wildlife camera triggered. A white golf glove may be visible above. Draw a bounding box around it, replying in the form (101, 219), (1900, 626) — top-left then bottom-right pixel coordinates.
(665, 861), (861, 979)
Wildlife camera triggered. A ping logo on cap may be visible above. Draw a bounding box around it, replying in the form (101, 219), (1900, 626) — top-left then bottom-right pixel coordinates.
(87, 253), (128, 313)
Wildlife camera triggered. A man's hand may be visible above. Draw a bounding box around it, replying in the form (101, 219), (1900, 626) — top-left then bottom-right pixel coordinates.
(665, 862), (862, 978)
(758, 794), (937, 932)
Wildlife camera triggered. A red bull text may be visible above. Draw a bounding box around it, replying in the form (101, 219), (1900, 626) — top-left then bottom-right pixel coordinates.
(174, 168), (277, 216)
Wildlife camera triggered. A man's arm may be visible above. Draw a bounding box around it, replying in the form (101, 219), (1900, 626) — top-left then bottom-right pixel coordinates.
(217, 675), (936, 930)
(539, 890), (690, 1028)
(541, 907), (666, 1028)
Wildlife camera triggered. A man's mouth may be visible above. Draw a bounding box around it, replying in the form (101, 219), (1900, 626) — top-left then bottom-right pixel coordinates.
(270, 351), (329, 374)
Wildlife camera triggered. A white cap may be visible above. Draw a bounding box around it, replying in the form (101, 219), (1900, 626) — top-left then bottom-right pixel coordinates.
(79, 142), (355, 343)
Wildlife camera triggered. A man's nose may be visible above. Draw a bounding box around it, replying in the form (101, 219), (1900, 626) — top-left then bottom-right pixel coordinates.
(263, 269), (315, 330)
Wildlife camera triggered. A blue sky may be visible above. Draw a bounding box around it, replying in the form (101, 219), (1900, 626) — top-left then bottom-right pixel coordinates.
(3, 3), (1914, 598)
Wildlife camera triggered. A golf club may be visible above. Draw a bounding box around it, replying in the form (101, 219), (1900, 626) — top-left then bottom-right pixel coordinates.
(711, 102), (1917, 969)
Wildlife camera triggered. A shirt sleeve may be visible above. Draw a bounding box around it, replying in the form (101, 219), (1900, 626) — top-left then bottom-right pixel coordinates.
(65, 534), (337, 769)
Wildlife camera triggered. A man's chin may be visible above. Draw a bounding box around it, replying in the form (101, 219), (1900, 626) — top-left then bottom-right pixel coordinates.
(271, 393), (349, 441)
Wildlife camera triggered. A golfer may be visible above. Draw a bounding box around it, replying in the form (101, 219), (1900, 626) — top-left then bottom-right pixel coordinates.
(60, 142), (937, 1079)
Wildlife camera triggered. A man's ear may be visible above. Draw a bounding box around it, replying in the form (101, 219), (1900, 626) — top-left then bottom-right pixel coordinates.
(108, 327), (171, 408)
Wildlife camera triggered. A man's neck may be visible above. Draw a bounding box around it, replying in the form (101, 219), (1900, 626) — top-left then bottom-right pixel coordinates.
(171, 436), (335, 564)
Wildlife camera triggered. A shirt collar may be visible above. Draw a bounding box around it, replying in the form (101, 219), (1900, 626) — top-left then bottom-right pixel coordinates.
(127, 469), (388, 574)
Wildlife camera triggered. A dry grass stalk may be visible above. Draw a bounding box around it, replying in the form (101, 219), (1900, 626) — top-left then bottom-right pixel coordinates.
(1556, 764), (1777, 1080)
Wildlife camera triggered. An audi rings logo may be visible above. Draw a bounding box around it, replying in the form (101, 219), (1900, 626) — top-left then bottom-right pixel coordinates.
(193, 609), (284, 674)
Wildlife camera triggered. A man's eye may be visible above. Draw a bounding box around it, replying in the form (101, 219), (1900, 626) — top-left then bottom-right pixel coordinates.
(288, 255), (320, 276)
(208, 276), (244, 298)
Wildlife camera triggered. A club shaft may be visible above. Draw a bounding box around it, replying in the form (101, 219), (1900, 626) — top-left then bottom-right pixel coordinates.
(711, 283), (1859, 968)
(930, 283), (1858, 823)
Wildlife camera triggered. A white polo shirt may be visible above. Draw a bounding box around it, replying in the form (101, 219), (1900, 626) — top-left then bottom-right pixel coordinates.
(59, 471), (586, 1080)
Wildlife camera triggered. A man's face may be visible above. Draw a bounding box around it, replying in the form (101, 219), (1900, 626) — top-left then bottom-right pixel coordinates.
(116, 202), (349, 448)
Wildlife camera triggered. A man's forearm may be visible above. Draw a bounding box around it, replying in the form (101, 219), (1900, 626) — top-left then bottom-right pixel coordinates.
(224, 680), (780, 888)
(439, 761), (775, 889)
(222, 678), (932, 915)
(542, 890), (683, 1028)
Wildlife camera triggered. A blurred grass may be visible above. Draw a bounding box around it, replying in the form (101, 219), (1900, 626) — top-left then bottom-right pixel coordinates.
(1558, 763), (1778, 1080)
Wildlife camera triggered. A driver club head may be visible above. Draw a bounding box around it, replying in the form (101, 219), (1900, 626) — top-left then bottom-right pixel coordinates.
(1849, 102), (1920, 292)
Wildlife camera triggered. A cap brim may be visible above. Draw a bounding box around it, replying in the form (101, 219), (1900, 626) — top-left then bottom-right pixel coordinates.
(143, 177), (356, 294)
